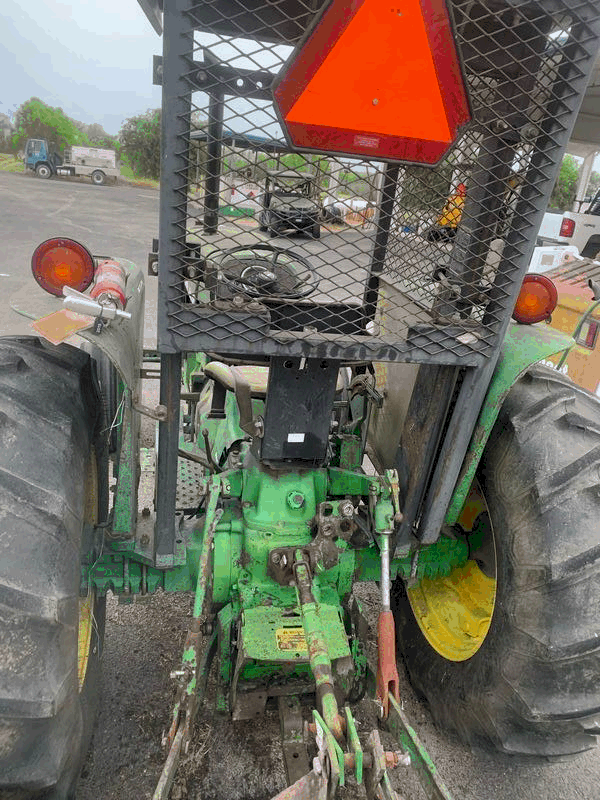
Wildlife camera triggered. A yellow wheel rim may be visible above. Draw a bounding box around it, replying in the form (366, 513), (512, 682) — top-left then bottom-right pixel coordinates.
(78, 450), (98, 690)
(407, 484), (496, 662)
(78, 595), (94, 689)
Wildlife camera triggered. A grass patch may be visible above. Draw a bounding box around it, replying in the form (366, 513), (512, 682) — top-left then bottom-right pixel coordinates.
(0, 154), (25, 173)
(118, 158), (159, 189)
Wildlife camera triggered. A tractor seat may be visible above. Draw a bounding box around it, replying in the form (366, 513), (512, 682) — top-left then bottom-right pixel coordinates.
(204, 361), (348, 399)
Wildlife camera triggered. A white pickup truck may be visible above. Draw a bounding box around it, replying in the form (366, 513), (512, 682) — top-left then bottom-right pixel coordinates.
(538, 191), (600, 257)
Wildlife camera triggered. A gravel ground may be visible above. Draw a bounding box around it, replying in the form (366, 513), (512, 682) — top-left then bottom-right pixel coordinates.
(76, 586), (425, 800)
(76, 587), (600, 800)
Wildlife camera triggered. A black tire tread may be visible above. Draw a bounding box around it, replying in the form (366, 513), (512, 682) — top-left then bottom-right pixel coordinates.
(0, 337), (106, 797)
(394, 365), (600, 757)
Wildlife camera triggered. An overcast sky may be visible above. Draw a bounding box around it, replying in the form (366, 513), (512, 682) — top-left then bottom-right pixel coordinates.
(1, 0), (161, 134)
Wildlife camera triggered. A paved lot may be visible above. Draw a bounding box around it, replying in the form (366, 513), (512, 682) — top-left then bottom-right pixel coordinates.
(0, 170), (598, 800)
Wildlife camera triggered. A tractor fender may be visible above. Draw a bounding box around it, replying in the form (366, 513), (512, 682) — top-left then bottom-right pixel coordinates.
(9, 257), (145, 393)
(445, 322), (575, 526)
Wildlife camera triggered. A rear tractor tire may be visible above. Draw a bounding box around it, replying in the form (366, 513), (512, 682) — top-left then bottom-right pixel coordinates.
(0, 337), (108, 798)
(393, 365), (600, 757)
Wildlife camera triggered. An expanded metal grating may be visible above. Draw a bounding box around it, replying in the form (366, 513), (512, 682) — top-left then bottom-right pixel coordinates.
(155, 0), (600, 363)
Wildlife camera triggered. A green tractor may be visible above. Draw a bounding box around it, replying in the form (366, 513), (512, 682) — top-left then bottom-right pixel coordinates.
(2, 1), (600, 798)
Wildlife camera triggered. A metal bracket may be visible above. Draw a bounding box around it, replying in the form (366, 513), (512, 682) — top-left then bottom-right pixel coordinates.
(133, 396), (168, 421)
(364, 729), (399, 800)
(268, 500), (356, 585)
(386, 695), (453, 800)
(278, 695), (310, 785)
(153, 54), (163, 85)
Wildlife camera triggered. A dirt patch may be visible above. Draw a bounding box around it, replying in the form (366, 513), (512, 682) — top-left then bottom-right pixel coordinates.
(77, 592), (192, 800)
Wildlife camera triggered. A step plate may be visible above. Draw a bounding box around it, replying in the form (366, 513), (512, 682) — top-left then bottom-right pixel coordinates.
(140, 448), (206, 513)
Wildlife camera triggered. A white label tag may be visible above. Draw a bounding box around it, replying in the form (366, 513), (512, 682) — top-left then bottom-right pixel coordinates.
(287, 433), (305, 443)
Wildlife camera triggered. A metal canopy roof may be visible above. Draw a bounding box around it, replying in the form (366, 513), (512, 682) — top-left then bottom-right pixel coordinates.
(567, 55), (600, 155)
(140, 0), (600, 160)
(190, 129), (288, 153)
(137, 0), (162, 35)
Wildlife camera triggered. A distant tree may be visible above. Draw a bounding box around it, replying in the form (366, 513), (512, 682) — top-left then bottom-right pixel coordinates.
(74, 120), (119, 152)
(89, 132), (120, 155)
(119, 109), (161, 179)
(0, 114), (13, 154)
(549, 154), (580, 211)
(12, 98), (88, 151)
(400, 163), (454, 216)
(587, 169), (600, 200)
(86, 124), (108, 143)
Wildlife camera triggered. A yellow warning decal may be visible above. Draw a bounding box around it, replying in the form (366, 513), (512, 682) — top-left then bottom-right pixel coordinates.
(276, 627), (308, 652)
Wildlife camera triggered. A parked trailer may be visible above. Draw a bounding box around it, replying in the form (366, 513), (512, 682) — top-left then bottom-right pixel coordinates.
(23, 138), (120, 185)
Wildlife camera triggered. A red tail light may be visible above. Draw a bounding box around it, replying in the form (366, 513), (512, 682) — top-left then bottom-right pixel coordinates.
(559, 218), (576, 237)
(513, 274), (558, 324)
(31, 238), (95, 297)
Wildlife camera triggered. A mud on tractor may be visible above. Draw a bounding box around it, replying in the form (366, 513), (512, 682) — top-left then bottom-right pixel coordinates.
(2, 1), (600, 799)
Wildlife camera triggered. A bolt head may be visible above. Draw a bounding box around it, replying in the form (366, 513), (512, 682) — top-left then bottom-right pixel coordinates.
(340, 500), (354, 517)
(287, 490), (306, 510)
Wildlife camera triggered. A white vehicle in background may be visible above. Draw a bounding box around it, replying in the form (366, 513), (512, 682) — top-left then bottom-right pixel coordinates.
(538, 189), (600, 257)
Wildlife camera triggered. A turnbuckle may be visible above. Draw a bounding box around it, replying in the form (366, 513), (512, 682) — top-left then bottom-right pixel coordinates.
(376, 530), (400, 719)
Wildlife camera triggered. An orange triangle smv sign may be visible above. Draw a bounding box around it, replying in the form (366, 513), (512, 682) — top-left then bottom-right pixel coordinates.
(274, 0), (470, 163)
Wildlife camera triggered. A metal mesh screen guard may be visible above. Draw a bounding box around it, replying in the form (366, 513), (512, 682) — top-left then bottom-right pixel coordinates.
(156, 0), (600, 362)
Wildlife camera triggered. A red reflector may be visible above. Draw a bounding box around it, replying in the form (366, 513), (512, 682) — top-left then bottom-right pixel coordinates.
(585, 321), (599, 349)
(512, 274), (558, 325)
(31, 238), (95, 297)
(559, 218), (576, 237)
(274, 0), (470, 163)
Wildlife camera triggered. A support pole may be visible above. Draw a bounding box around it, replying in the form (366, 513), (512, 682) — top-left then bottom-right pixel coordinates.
(203, 50), (224, 235)
(363, 164), (399, 323)
(155, 352), (182, 567)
